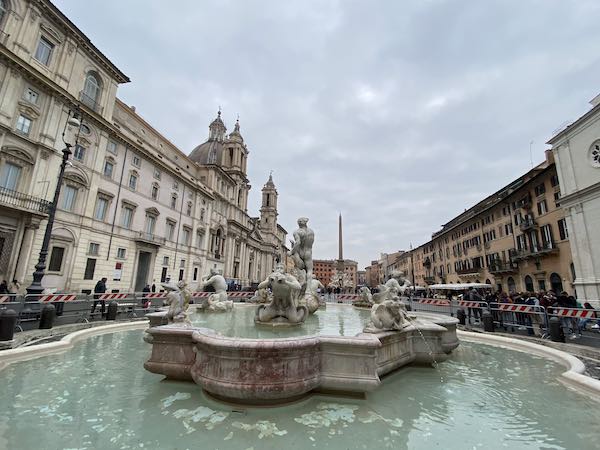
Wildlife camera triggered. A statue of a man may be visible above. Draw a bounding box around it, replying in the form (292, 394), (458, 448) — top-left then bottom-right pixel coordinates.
(201, 268), (231, 310)
(162, 280), (191, 325)
(288, 217), (315, 281)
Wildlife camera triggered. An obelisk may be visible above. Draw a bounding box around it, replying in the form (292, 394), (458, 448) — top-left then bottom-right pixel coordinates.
(338, 213), (343, 261)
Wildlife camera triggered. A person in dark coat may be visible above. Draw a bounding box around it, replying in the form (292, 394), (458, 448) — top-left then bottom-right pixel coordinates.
(91, 277), (108, 316)
(0, 280), (8, 294)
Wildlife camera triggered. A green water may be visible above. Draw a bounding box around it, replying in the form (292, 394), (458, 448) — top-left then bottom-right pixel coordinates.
(1, 305), (599, 449)
(190, 304), (371, 338)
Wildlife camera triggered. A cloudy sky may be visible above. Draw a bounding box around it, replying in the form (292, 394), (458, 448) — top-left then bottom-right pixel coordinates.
(56, 0), (600, 268)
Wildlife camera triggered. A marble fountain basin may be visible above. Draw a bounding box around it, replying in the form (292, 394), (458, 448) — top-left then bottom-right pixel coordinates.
(143, 306), (459, 405)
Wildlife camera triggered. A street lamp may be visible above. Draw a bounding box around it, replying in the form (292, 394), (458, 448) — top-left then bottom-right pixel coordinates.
(26, 108), (83, 295)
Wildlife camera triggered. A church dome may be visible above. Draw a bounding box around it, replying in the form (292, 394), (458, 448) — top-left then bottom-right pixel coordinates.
(188, 110), (227, 165)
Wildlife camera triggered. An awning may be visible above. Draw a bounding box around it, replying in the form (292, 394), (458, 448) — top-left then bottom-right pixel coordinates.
(429, 283), (493, 291)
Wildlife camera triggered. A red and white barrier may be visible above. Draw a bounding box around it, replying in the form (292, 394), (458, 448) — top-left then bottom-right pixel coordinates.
(140, 293), (167, 298)
(98, 293), (130, 300)
(551, 308), (596, 319)
(228, 292), (254, 298)
(192, 292), (211, 298)
(0, 295), (13, 303)
(458, 300), (485, 308)
(495, 304), (538, 313)
(417, 298), (450, 306)
(39, 294), (77, 303)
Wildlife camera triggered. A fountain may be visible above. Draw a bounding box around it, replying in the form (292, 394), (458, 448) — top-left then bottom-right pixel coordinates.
(143, 217), (459, 404)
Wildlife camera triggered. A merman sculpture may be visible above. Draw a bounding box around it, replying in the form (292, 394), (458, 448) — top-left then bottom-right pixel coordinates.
(198, 268), (233, 312)
(162, 280), (191, 325)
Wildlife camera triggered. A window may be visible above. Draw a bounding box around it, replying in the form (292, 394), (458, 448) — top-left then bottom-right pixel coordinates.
(24, 87), (39, 104)
(550, 273), (563, 293)
(107, 140), (118, 155)
(145, 215), (156, 234)
(160, 267), (168, 283)
(0, 0), (7, 24)
(550, 174), (559, 187)
(537, 200), (548, 216)
(534, 183), (546, 197)
(558, 219), (568, 240)
(538, 279), (546, 291)
(116, 247), (126, 259)
(83, 258), (96, 280)
(88, 242), (100, 256)
(182, 228), (190, 245)
(170, 194), (177, 209)
(178, 269), (184, 281)
(524, 275), (534, 293)
(166, 220), (175, 240)
(103, 160), (114, 178)
(48, 246), (65, 272)
(153, 168), (161, 180)
(132, 155), (141, 167)
(180, 259), (185, 268)
(73, 144), (86, 162)
(94, 197), (109, 221)
(162, 256), (169, 266)
(16, 115), (32, 135)
(196, 230), (203, 248)
(129, 172), (138, 190)
(82, 73), (101, 108)
(541, 224), (553, 247)
(121, 205), (134, 229)
(193, 267), (199, 281)
(62, 185), (77, 211)
(505, 223), (513, 235)
(0, 163), (21, 190)
(151, 184), (159, 200)
(34, 37), (54, 66)
(516, 234), (527, 251)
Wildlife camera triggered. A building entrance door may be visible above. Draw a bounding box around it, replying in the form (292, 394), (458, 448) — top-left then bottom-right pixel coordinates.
(135, 251), (152, 292)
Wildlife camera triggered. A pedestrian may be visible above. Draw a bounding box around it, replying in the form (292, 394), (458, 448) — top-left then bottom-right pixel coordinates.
(91, 277), (108, 316)
(9, 279), (20, 294)
(0, 280), (8, 294)
(578, 302), (600, 333)
(142, 284), (151, 296)
(151, 281), (156, 293)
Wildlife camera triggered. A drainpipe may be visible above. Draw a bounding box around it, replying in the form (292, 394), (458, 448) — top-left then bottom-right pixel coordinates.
(106, 143), (129, 261)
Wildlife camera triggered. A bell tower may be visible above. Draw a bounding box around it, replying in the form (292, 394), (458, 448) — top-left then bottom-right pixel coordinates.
(260, 172), (278, 233)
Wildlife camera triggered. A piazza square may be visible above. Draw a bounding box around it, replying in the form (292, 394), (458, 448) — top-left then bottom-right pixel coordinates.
(0, 1), (600, 449)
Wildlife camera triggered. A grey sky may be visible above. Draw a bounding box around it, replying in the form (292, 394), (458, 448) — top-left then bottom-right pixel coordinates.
(55, 0), (600, 268)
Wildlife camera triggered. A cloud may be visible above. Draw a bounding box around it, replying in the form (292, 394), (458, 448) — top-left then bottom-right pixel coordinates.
(55, 0), (600, 268)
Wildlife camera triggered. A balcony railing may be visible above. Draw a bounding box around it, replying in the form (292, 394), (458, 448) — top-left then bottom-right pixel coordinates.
(134, 231), (166, 245)
(423, 276), (435, 284)
(511, 241), (558, 260)
(519, 218), (537, 231)
(0, 186), (50, 214)
(456, 267), (483, 276)
(79, 91), (104, 114)
(488, 261), (517, 274)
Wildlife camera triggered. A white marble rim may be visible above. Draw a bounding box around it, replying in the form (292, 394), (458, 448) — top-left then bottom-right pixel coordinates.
(0, 320), (149, 371)
(458, 330), (600, 402)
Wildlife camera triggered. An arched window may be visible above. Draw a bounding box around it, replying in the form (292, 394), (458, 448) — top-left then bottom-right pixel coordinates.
(524, 275), (534, 293)
(507, 277), (516, 293)
(0, 0), (8, 26)
(82, 72), (102, 110)
(550, 273), (563, 293)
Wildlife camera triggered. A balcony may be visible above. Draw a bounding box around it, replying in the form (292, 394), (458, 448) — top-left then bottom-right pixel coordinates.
(0, 186), (50, 215)
(423, 257), (431, 268)
(511, 241), (558, 260)
(134, 231), (166, 246)
(79, 91), (104, 114)
(519, 218), (537, 232)
(456, 267), (483, 277)
(423, 276), (435, 284)
(488, 261), (517, 274)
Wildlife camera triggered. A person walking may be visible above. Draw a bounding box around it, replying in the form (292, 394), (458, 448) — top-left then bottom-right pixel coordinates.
(91, 277), (108, 316)
(0, 280), (9, 294)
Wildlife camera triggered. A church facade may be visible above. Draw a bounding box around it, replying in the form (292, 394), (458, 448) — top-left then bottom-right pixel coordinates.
(0, 0), (286, 293)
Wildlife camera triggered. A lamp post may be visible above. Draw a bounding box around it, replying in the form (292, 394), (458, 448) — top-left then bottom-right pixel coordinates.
(26, 109), (83, 295)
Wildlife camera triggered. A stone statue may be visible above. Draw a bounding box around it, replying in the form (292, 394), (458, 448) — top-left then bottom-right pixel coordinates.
(199, 268), (233, 312)
(364, 300), (411, 332)
(299, 275), (323, 314)
(372, 272), (412, 304)
(255, 268), (308, 325)
(249, 286), (271, 304)
(162, 280), (191, 325)
(288, 217), (314, 285)
(354, 286), (373, 308)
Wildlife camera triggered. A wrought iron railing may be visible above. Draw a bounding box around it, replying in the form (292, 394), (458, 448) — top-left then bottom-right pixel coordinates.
(79, 91), (104, 114)
(488, 261), (517, 274)
(0, 186), (50, 214)
(512, 241), (558, 260)
(134, 231), (166, 245)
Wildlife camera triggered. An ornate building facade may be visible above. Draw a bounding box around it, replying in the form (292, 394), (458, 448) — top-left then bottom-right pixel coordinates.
(0, 0), (286, 293)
